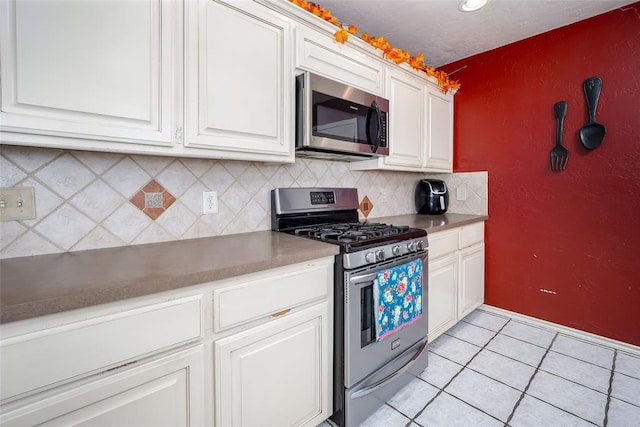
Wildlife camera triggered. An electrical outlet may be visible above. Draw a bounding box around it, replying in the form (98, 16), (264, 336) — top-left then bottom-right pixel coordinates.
(456, 187), (467, 201)
(0, 187), (36, 221)
(203, 191), (218, 214)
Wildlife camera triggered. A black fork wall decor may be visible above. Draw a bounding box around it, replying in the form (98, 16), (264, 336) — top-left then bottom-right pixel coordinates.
(550, 101), (569, 171)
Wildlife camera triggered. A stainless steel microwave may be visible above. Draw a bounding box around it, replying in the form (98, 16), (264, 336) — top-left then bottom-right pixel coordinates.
(295, 72), (389, 160)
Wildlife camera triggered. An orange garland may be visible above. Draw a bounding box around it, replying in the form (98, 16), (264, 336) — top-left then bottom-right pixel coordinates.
(290, 0), (460, 93)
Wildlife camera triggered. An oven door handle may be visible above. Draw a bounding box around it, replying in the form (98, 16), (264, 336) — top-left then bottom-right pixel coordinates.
(349, 271), (378, 284)
(350, 339), (428, 400)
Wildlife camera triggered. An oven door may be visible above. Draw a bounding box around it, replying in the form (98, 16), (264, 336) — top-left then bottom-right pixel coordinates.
(343, 250), (429, 388)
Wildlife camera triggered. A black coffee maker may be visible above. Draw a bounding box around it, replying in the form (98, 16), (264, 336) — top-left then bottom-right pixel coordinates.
(415, 179), (449, 214)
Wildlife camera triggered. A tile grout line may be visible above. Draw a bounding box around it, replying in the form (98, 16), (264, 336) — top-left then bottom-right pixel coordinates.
(410, 318), (513, 425)
(504, 331), (559, 426)
(602, 349), (617, 426)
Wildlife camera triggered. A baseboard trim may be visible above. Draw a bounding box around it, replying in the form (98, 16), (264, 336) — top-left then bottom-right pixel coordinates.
(479, 304), (640, 356)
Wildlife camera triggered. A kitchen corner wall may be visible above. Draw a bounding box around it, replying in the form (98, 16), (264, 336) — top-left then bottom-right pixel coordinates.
(0, 145), (487, 259)
(442, 4), (640, 345)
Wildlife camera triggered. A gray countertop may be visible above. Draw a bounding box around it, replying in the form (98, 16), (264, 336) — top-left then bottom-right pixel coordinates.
(374, 213), (488, 233)
(0, 214), (486, 324)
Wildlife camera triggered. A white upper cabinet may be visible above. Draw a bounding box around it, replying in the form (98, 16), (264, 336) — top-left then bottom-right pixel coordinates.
(380, 68), (425, 170)
(0, 0), (453, 166)
(294, 25), (385, 96)
(0, 0), (179, 149)
(350, 67), (454, 173)
(184, 0), (294, 162)
(425, 86), (454, 172)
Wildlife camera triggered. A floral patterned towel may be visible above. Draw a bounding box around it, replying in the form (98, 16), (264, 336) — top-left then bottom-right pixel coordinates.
(374, 259), (423, 342)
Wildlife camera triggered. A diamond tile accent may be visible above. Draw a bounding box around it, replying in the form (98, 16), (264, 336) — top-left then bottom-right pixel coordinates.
(130, 180), (176, 220)
(359, 195), (374, 217)
(145, 193), (163, 208)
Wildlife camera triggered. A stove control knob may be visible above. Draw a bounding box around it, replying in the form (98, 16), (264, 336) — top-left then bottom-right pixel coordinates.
(392, 245), (402, 256)
(365, 252), (376, 263)
(416, 241), (424, 251)
(407, 242), (416, 252)
(375, 249), (385, 261)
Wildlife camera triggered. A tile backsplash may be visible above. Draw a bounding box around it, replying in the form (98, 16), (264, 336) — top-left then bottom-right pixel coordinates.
(0, 145), (487, 259)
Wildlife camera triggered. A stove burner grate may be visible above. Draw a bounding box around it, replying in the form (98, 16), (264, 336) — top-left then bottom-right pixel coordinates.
(290, 222), (416, 245)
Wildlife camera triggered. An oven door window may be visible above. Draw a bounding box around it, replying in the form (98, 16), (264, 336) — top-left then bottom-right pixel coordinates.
(361, 284), (376, 347)
(312, 91), (372, 144)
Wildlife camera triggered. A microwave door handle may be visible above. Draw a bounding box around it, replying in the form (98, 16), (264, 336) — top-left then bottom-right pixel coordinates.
(366, 101), (382, 153)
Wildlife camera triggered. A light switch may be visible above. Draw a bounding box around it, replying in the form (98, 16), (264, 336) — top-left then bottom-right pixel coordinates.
(0, 187), (36, 221)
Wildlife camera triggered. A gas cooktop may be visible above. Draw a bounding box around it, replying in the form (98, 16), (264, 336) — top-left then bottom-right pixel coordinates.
(271, 187), (427, 255)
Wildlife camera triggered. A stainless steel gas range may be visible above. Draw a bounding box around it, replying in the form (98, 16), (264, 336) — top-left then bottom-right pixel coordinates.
(271, 187), (429, 427)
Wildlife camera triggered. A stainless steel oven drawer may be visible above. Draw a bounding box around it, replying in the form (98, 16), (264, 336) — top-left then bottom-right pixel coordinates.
(339, 338), (429, 427)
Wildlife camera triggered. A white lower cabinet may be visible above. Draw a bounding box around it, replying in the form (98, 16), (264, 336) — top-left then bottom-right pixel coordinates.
(428, 222), (485, 341)
(428, 252), (459, 340)
(214, 302), (329, 427)
(459, 243), (485, 319)
(0, 345), (205, 427)
(0, 257), (334, 427)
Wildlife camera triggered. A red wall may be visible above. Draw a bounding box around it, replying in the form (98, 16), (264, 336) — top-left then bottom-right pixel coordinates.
(442, 4), (640, 345)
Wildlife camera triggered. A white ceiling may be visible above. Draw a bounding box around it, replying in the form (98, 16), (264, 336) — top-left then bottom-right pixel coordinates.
(319, 0), (636, 67)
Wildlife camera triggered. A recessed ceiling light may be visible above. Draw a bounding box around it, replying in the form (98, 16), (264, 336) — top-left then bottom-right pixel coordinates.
(459, 0), (488, 12)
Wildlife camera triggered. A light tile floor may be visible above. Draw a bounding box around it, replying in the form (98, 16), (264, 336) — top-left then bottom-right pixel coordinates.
(323, 309), (640, 427)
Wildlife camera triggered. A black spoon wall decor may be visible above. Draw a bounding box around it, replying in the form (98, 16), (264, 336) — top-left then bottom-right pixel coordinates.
(579, 76), (606, 150)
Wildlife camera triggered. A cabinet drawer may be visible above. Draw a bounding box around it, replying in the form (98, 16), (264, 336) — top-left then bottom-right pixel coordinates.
(0, 295), (203, 401)
(459, 222), (485, 248)
(428, 230), (458, 259)
(213, 260), (332, 332)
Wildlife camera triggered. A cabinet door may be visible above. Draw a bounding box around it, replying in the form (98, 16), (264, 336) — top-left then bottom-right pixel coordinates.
(215, 302), (330, 427)
(0, 0), (178, 147)
(383, 69), (425, 170)
(295, 26), (384, 95)
(0, 346), (205, 427)
(185, 0), (293, 162)
(428, 252), (459, 341)
(424, 87), (454, 172)
(459, 243), (485, 318)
